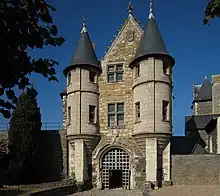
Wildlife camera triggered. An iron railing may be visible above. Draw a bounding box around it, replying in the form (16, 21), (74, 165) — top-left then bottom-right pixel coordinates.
(0, 122), (63, 131)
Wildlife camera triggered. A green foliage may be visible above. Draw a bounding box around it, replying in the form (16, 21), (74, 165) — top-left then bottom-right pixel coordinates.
(0, 0), (65, 119)
(204, 0), (220, 24)
(8, 88), (42, 170)
(70, 171), (77, 185)
(0, 138), (8, 159)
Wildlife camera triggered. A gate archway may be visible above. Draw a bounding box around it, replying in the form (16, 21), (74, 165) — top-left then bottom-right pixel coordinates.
(101, 148), (130, 189)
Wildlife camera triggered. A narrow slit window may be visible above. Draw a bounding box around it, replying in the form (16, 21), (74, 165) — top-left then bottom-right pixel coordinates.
(67, 72), (71, 85)
(135, 102), (140, 122)
(67, 106), (71, 125)
(162, 100), (169, 121)
(89, 105), (96, 124)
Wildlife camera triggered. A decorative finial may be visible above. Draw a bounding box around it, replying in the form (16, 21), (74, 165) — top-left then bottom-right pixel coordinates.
(81, 16), (87, 33)
(127, 1), (133, 16)
(149, 0), (154, 19)
(205, 75), (208, 80)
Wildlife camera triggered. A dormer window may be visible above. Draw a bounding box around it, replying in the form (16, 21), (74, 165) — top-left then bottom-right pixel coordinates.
(163, 62), (169, 75)
(67, 72), (71, 85)
(89, 71), (96, 83)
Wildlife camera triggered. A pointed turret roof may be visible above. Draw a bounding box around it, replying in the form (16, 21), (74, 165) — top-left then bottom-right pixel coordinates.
(129, 0), (175, 67)
(63, 17), (101, 76)
(194, 77), (212, 102)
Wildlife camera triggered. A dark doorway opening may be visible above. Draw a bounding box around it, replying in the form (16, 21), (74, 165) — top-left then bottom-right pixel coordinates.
(109, 169), (123, 189)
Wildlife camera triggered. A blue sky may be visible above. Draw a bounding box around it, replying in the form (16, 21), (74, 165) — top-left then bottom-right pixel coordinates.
(1, 0), (220, 135)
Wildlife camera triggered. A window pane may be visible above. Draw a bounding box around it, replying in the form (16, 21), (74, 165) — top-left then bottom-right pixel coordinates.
(117, 103), (124, 112)
(108, 104), (115, 113)
(116, 73), (123, 81)
(108, 65), (115, 72)
(117, 114), (124, 125)
(116, 64), (123, 71)
(108, 73), (115, 82)
(108, 115), (115, 126)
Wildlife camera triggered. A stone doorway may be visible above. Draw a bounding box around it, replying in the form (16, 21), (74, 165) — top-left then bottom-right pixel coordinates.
(101, 148), (130, 189)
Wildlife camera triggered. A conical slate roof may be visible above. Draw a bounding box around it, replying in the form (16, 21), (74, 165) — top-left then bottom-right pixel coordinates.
(130, 15), (175, 67)
(63, 19), (101, 76)
(194, 78), (212, 102)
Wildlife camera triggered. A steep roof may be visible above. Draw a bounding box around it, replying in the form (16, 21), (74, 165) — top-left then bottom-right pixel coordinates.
(129, 8), (175, 67)
(63, 18), (101, 76)
(194, 78), (212, 102)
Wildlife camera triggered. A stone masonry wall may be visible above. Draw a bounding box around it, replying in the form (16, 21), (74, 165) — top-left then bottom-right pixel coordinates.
(99, 16), (143, 136)
(172, 155), (220, 185)
(212, 75), (220, 114)
(196, 101), (212, 115)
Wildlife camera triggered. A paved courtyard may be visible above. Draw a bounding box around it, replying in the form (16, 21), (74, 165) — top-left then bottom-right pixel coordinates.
(150, 185), (220, 196)
(69, 185), (220, 196)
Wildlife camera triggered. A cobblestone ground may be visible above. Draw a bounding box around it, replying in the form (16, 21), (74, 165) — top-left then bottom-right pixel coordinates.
(149, 185), (220, 196)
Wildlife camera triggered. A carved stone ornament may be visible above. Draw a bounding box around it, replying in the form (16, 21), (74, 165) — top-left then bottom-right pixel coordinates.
(127, 30), (135, 42)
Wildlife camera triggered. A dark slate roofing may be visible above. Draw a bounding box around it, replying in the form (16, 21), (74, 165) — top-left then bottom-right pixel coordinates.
(185, 115), (214, 130)
(194, 78), (212, 102)
(129, 17), (175, 67)
(63, 20), (101, 76)
(193, 143), (209, 154)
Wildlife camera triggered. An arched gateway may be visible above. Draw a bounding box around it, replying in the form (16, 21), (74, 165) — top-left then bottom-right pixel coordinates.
(101, 148), (130, 189)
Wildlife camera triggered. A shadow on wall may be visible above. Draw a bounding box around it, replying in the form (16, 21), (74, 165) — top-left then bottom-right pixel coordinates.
(38, 130), (64, 183)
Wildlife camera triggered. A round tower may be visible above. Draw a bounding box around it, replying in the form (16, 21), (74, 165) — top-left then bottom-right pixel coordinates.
(63, 17), (101, 181)
(129, 2), (175, 154)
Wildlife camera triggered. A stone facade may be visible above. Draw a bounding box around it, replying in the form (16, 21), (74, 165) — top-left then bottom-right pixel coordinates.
(60, 8), (176, 189)
(172, 155), (220, 185)
(212, 75), (220, 114)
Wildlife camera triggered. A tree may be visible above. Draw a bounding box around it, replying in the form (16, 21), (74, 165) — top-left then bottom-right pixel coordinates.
(204, 0), (220, 24)
(0, 0), (65, 119)
(8, 88), (42, 183)
(0, 138), (8, 159)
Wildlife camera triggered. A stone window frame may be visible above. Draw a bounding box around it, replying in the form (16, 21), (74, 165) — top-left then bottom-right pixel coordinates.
(162, 100), (169, 122)
(135, 101), (141, 122)
(67, 106), (71, 125)
(107, 102), (125, 127)
(106, 62), (124, 83)
(89, 105), (96, 124)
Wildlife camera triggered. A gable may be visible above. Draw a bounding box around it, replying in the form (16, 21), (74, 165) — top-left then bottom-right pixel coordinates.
(103, 16), (143, 62)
